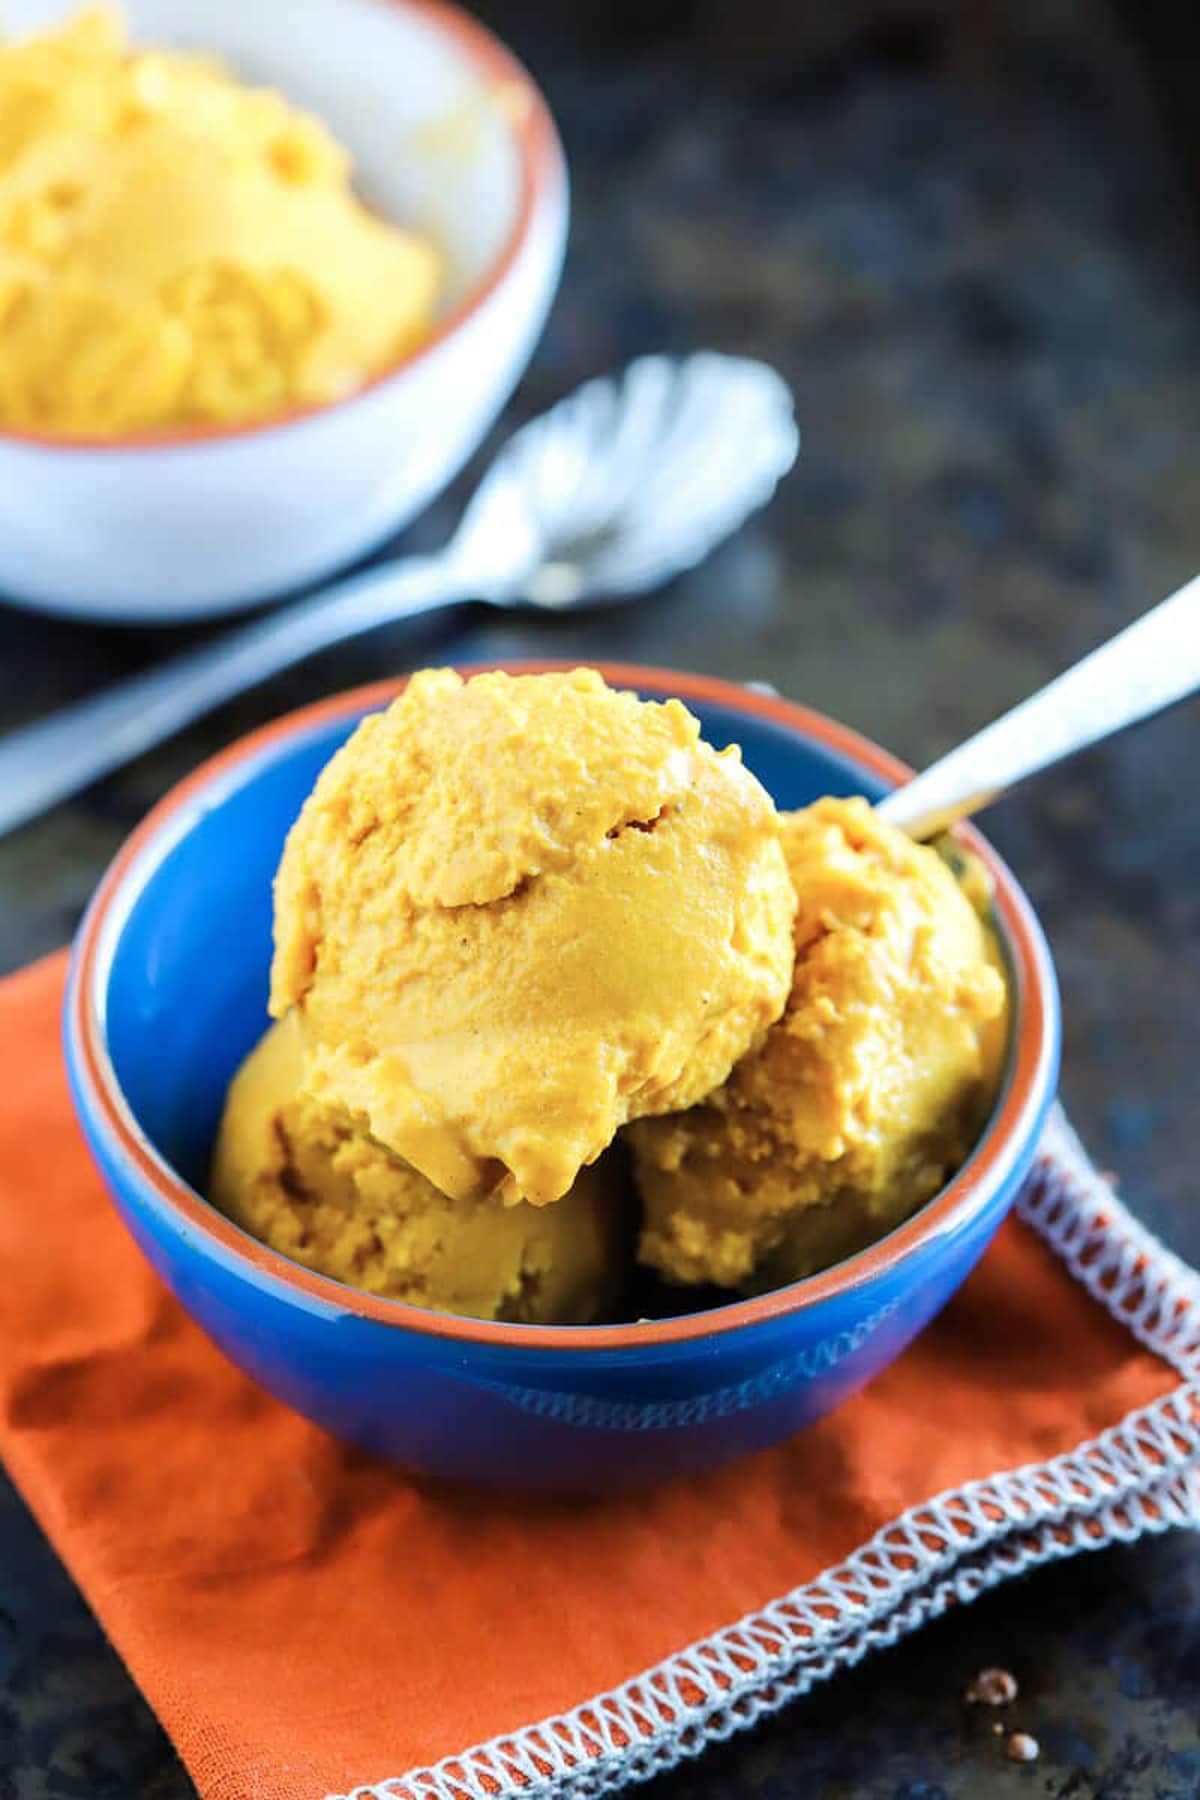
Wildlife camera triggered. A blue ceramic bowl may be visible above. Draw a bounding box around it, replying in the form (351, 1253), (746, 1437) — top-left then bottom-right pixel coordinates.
(65, 664), (1060, 1491)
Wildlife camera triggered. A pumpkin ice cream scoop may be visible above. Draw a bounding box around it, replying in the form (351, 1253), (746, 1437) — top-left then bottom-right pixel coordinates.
(212, 1014), (627, 1324)
(628, 797), (1008, 1292)
(0, 7), (439, 436)
(270, 668), (796, 1208)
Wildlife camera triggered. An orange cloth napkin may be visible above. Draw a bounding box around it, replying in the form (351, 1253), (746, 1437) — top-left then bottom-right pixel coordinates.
(1, 953), (1198, 1800)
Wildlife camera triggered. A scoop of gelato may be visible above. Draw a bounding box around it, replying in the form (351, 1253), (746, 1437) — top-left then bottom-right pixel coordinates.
(0, 8), (439, 435)
(212, 1014), (629, 1324)
(628, 797), (1008, 1291)
(271, 668), (796, 1208)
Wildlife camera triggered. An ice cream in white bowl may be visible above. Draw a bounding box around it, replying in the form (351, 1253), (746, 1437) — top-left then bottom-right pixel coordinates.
(0, 0), (567, 621)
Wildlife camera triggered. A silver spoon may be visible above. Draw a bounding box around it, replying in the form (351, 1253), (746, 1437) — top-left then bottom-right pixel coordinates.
(878, 571), (1200, 838)
(0, 353), (798, 837)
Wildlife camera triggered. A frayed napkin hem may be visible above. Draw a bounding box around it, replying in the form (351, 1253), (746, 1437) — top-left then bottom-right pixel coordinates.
(329, 1107), (1200, 1800)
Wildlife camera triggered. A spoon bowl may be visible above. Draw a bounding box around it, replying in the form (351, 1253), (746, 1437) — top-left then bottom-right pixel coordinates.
(455, 353), (799, 604)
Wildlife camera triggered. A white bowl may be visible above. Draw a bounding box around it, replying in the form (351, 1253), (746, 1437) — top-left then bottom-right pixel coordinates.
(0, 0), (568, 621)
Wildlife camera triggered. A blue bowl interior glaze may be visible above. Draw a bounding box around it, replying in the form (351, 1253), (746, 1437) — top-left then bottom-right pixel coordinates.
(106, 696), (894, 1197)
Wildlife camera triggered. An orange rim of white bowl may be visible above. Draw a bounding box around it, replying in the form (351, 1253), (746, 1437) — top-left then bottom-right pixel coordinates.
(0, 0), (563, 454)
(70, 663), (1060, 1351)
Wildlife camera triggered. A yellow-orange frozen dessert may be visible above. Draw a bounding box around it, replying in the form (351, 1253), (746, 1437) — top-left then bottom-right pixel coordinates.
(271, 668), (797, 1209)
(212, 1013), (628, 1324)
(628, 797), (1008, 1292)
(0, 8), (439, 436)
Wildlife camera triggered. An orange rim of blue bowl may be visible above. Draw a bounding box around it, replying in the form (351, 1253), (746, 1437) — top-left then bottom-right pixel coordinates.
(0, 0), (563, 454)
(70, 663), (1059, 1350)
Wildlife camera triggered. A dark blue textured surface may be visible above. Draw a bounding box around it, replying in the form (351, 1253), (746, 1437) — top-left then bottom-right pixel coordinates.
(3, 0), (1199, 1786)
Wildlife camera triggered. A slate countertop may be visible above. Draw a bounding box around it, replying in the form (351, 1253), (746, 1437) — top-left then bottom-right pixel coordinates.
(1, 2), (1198, 1794)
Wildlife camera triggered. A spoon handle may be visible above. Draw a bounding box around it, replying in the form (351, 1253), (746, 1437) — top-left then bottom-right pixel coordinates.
(877, 573), (1200, 838)
(0, 553), (456, 839)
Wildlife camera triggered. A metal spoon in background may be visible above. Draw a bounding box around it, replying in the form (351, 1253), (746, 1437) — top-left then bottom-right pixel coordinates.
(0, 353), (799, 838)
(878, 571), (1200, 838)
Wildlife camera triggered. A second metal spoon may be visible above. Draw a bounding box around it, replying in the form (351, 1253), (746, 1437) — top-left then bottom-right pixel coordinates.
(879, 572), (1200, 838)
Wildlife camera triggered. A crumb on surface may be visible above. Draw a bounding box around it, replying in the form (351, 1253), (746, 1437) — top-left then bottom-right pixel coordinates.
(965, 1666), (1019, 1705)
